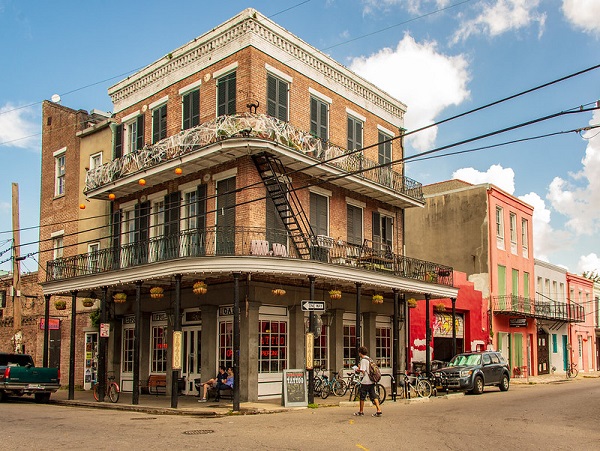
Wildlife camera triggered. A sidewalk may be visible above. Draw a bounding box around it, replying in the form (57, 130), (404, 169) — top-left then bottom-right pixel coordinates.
(510, 370), (600, 385)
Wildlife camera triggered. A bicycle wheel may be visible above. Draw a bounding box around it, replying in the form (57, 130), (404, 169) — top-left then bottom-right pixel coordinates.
(108, 383), (120, 403)
(348, 385), (360, 402)
(313, 377), (323, 395)
(321, 384), (331, 399)
(374, 383), (386, 405)
(92, 383), (99, 402)
(333, 379), (347, 397)
(416, 379), (432, 398)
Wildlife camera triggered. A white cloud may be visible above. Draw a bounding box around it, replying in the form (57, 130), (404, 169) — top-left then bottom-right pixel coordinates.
(349, 33), (470, 150)
(452, 0), (546, 44)
(578, 253), (600, 274)
(0, 103), (39, 150)
(547, 111), (600, 235)
(452, 164), (515, 194)
(362, 0), (450, 15)
(562, 0), (600, 35)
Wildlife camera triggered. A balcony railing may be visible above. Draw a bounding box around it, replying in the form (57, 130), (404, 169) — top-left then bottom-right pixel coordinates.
(492, 295), (584, 322)
(46, 226), (452, 287)
(84, 113), (423, 201)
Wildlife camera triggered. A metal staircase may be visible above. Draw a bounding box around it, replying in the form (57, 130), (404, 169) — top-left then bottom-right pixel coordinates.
(252, 152), (313, 259)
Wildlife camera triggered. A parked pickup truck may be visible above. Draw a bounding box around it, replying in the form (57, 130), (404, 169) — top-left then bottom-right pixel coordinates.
(0, 353), (60, 403)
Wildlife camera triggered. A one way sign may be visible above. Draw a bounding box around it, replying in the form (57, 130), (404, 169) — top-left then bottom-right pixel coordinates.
(301, 300), (326, 311)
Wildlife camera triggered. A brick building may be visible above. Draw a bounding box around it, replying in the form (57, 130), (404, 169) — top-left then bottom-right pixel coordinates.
(39, 9), (458, 403)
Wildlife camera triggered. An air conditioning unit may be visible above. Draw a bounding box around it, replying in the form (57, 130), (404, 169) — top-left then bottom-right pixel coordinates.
(316, 235), (334, 249)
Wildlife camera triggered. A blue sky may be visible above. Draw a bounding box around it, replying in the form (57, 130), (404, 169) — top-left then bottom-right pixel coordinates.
(0, 0), (599, 276)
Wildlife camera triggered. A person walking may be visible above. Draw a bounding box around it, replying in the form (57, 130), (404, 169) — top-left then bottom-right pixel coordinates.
(353, 346), (382, 417)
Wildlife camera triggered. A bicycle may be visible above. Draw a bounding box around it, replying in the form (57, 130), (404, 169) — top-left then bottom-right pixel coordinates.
(398, 371), (432, 399)
(93, 374), (120, 403)
(566, 362), (578, 379)
(320, 369), (347, 399)
(347, 371), (386, 404)
(312, 367), (326, 396)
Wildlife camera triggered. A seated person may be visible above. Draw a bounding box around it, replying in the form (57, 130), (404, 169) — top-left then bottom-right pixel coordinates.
(215, 367), (234, 401)
(197, 366), (227, 402)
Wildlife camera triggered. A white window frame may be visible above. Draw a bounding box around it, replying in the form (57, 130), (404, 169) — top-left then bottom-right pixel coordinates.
(121, 111), (141, 155)
(150, 313), (168, 374)
(521, 218), (529, 258)
(496, 206), (504, 249)
(54, 148), (66, 197)
(88, 242), (100, 272)
(510, 212), (517, 254)
(375, 316), (392, 369)
(89, 152), (102, 170)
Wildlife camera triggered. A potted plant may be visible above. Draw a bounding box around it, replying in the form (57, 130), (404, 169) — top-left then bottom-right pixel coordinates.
(150, 287), (164, 299)
(89, 308), (101, 328)
(54, 300), (67, 310)
(329, 289), (342, 300)
(113, 293), (127, 304)
(193, 281), (207, 295)
(372, 294), (384, 304)
(434, 303), (446, 313)
(272, 288), (286, 296)
(82, 298), (96, 308)
(407, 298), (417, 309)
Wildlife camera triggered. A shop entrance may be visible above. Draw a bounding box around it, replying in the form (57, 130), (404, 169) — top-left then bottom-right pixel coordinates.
(84, 332), (98, 390)
(182, 326), (202, 395)
(537, 329), (549, 375)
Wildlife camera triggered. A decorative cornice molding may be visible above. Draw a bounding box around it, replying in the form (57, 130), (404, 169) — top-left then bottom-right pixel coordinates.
(108, 9), (406, 123)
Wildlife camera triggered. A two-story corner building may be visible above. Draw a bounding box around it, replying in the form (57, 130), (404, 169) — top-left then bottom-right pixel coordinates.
(534, 259), (584, 375)
(38, 9), (457, 403)
(566, 273), (596, 373)
(405, 180), (567, 377)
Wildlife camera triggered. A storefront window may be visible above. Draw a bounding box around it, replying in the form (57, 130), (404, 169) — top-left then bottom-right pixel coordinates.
(314, 325), (328, 369)
(122, 328), (134, 373)
(375, 326), (391, 367)
(219, 320), (233, 369)
(259, 320), (287, 373)
(343, 324), (357, 368)
(151, 325), (167, 373)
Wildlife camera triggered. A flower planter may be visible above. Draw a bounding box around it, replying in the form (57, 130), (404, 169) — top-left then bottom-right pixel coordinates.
(407, 298), (417, 309)
(113, 293), (127, 304)
(272, 288), (286, 296)
(54, 300), (67, 310)
(150, 287), (164, 299)
(434, 303), (446, 313)
(329, 290), (342, 300)
(193, 282), (207, 295)
(82, 299), (95, 308)
(372, 294), (384, 304)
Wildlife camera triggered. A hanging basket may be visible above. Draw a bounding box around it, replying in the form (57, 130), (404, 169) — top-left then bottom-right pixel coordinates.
(82, 298), (96, 308)
(407, 298), (418, 309)
(372, 294), (384, 304)
(272, 288), (286, 296)
(54, 300), (67, 310)
(329, 290), (342, 300)
(113, 293), (127, 304)
(434, 303), (446, 313)
(193, 281), (207, 295)
(150, 287), (164, 299)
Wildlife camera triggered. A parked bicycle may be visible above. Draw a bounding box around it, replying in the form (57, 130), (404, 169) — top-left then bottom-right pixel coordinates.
(312, 367), (326, 396)
(93, 373), (120, 403)
(566, 362), (578, 379)
(320, 369), (347, 399)
(346, 370), (386, 404)
(398, 371), (432, 399)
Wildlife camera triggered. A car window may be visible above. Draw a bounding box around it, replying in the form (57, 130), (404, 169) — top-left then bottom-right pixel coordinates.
(482, 354), (491, 364)
(490, 354), (500, 364)
(450, 354), (481, 366)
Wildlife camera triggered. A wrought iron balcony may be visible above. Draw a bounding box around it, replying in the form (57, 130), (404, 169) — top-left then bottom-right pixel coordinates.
(492, 294), (584, 322)
(45, 226), (452, 287)
(84, 113), (423, 202)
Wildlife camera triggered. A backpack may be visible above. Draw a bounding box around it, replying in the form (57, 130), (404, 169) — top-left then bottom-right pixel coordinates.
(367, 357), (381, 383)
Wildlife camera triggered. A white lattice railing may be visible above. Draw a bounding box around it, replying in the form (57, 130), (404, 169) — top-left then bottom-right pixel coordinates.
(84, 113), (423, 200)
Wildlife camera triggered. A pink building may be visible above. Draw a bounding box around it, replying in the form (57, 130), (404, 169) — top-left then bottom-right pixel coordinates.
(567, 273), (596, 373)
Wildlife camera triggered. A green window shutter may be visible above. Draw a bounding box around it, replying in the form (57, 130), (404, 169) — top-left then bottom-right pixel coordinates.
(512, 269), (519, 296)
(197, 184), (207, 231)
(378, 131), (391, 164)
(164, 192), (180, 237)
(309, 192), (328, 237)
(372, 211), (381, 244)
(267, 75), (288, 121)
(310, 97), (328, 140)
(310, 97), (318, 136)
(267, 75), (277, 117)
(217, 72), (236, 116)
(152, 105), (167, 144)
(348, 116), (363, 151)
(497, 265), (506, 296)
(552, 334), (557, 353)
(114, 124), (123, 159)
(347, 204), (362, 245)
(217, 77), (227, 116)
(277, 78), (288, 121)
(136, 114), (145, 150)
(319, 101), (327, 140)
(183, 90), (200, 130)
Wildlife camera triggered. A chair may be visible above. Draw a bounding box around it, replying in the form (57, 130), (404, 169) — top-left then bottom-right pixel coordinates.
(272, 243), (288, 257)
(250, 240), (271, 256)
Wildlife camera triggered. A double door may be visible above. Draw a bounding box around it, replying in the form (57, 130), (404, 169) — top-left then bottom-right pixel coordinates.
(182, 326), (202, 395)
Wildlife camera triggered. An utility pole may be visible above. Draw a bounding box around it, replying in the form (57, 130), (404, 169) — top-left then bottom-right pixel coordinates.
(12, 182), (23, 353)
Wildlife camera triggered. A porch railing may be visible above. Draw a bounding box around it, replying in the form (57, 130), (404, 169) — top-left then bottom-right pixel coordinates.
(84, 113), (423, 202)
(46, 226), (452, 287)
(492, 294), (584, 322)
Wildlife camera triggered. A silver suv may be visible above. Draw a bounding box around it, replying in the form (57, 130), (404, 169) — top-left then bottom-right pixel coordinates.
(434, 351), (511, 395)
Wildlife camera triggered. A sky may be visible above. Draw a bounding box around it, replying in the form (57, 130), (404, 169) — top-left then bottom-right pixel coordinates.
(0, 0), (599, 277)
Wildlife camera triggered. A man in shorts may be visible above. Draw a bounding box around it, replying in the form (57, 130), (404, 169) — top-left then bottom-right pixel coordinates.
(197, 365), (227, 402)
(353, 346), (382, 417)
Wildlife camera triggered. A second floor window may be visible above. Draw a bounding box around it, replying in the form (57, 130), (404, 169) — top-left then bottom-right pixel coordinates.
(372, 212), (392, 252)
(267, 74), (288, 121)
(496, 206), (504, 248)
(55, 153), (65, 196)
(217, 71), (236, 116)
(90, 152), (102, 170)
(310, 96), (328, 141)
(521, 218), (529, 257)
(152, 104), (167, 143)
(116, 115), (145, 157)
(347, 115), (363, 151)
(182, 89), (200, 130)
(53, 235), (64, 260)
(346, 204), (363, 246)
(378, 131), (392, 165)
(310, 192), (329, 237)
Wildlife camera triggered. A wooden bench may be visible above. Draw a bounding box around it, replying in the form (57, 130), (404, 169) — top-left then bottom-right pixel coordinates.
(207, 385), (233, 401)
(146, 375), (167, 395)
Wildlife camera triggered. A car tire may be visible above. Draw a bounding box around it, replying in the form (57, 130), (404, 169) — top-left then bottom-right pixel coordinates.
(471, 376), (484, 395)
(499, 374), (510, 392)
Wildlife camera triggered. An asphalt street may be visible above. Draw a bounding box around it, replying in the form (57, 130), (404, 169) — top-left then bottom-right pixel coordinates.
(2, 377), (599, 450)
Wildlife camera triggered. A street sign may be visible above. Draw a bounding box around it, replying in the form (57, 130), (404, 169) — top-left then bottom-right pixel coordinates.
(301, 300), (325, 311)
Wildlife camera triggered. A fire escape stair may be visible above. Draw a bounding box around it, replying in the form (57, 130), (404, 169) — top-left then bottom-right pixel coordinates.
(252, 152), (313, 259)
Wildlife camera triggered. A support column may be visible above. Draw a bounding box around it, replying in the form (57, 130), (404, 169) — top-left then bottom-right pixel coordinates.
(355, 282), (362, 367)
(308, 275), (316, 404)
(392, 289), (399, 382)
(233, 272), (241, 412)
(43, 294), (50, 367)
(405, 297), (411, 372)
(97, 287), (108, 402)
(451, 297), (457, 357)
(425, 293), (431, 376)
(68, 290), (78, 400)
(132, 282), (142, 405)
(171, 274), (182, 409)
